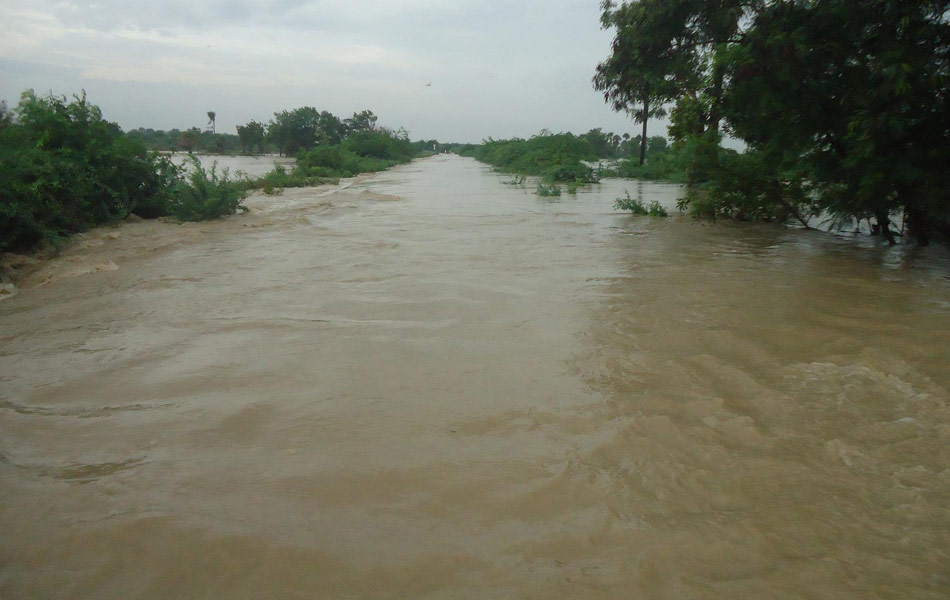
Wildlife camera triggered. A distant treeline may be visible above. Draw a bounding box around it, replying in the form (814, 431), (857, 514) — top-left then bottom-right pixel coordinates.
(0, 91), (432, 254)
(126, 108), (448, 158)
(126, 127), (244, 154)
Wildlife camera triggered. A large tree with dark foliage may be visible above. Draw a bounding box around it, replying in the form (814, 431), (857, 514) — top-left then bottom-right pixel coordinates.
(722, 0), (950, 244)
(597, 0), (950, 245)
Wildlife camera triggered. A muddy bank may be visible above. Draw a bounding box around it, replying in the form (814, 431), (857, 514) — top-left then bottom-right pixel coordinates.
(0, 178), (401, 291)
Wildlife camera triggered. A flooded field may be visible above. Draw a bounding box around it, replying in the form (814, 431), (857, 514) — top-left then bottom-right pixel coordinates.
(1, 155), (948, 599)
(167, 153), (295, 178)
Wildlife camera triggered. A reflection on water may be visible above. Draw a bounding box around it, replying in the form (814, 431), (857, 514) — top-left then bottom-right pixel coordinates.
(1, 155), (948, 599)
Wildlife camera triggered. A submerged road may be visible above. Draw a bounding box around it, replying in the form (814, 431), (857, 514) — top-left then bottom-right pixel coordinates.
(2, 155), (949, 599)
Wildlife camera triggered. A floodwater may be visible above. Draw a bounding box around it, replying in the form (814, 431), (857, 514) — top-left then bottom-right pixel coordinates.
(1, 155), (949, 599)
(168, 153), (295, 178)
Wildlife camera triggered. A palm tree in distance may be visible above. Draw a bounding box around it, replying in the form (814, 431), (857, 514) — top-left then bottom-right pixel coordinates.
(207, 111), (216, 135)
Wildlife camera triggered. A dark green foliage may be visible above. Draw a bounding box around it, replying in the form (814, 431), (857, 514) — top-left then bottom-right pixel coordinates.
(0, 91), (172, 252)
(344, 110), (378, 135)
(701, 150), (812, 226)
(599, 0), (950, 244)
(345, 130), (414, 162)
(580, 128), (624, 158)
(294, 129), (415, 179)
(267, 107), (346, 156)
(0, 90), (258, 253)
(127, 127), (246, 154)
(459, 133), (599, 183)
(720, 0), (950, 244)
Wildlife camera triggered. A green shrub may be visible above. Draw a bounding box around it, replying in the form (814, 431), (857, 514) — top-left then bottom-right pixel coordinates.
(344, 131), (414, 162)
(460, 133), (599, 183)
(295, 131), (412, 179)
(536, 183), (562, 197)
(0, 90), (173, 252)
(165, 157), (248, 221)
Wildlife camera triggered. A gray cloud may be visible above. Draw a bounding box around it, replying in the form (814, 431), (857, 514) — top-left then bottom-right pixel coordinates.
(0, 0), (671, 142)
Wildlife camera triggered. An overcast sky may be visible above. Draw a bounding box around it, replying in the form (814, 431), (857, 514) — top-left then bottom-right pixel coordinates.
(0, 0), (672, 142)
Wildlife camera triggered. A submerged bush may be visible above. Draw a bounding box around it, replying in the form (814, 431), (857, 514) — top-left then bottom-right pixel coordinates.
(460, 132), (599, 184)
(165, 157), (248, 221)
(243, 163), (339, 193)
(291, 130), (416, 180)
(614, 191), (668, 216)
(536, 183), (562, 197)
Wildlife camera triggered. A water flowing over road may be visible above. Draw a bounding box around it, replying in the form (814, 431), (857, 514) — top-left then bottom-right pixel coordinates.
(2, 155), (949, 599)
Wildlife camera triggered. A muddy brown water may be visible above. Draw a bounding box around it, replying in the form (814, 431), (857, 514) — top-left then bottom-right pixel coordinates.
(1, 155), (949, 599)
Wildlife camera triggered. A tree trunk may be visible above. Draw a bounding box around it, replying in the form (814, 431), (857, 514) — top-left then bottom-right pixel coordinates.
(709, 43), (724, 167)
(876, 210), (896, 245)
(639, 97), (649, 166)
(904, 200), (931, 246)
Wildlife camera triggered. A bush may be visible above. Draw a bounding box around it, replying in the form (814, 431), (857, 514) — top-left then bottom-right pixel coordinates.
(614, 191), (668, 216)
(697, 149), (812, 224)
(234, 162), (340, 195)
(165, 157), (248, 221)
(460, 133), (599, 183)
(344, 131), (414, 162)
(0, 90), (173, 252)
(536, 183), (562, 197)
(295, 131), (413, 179)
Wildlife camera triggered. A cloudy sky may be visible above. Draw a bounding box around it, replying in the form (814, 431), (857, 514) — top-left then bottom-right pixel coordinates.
(0, 0), (668, 142)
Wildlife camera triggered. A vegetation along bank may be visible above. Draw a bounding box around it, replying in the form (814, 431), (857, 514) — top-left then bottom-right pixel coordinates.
(0, 91), (432, 255)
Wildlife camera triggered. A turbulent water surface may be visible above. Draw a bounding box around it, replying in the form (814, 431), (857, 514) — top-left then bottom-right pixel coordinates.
(1, 155), (948, 599)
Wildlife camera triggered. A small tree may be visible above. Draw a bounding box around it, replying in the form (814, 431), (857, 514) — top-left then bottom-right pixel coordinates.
(594, 0), (678, 165)
(179, 127), (202, 152)
(236, 120), (266, 154)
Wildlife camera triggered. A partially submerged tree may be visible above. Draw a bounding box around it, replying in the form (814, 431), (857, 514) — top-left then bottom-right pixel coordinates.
(236, 120), (266, 154)
(179, 127), (202, 153)
(597, 0), (950, 244)
(722, 0), (950, 244)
